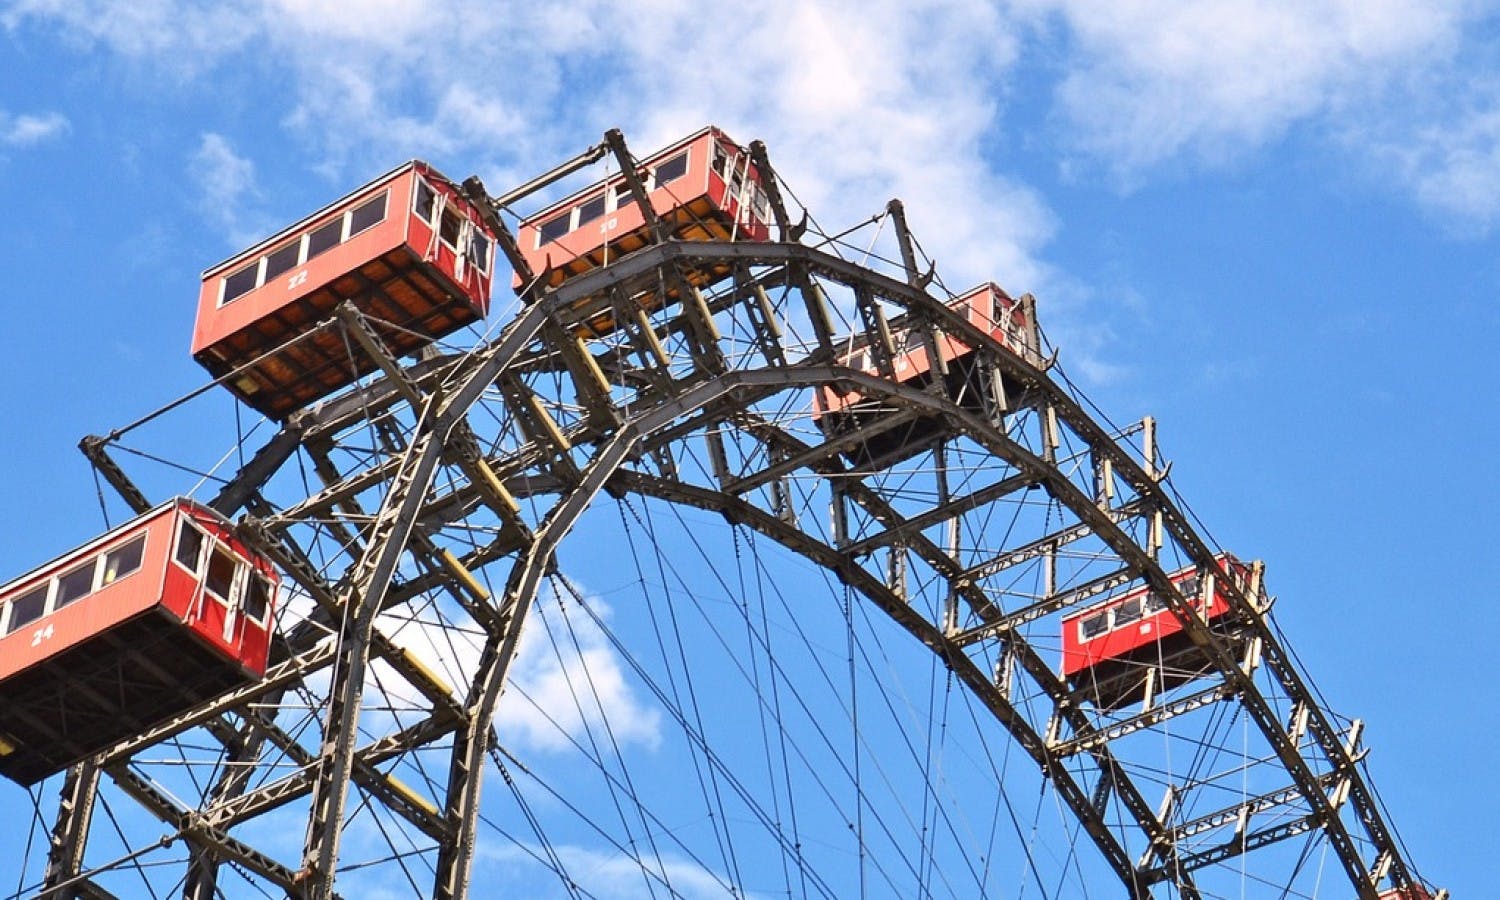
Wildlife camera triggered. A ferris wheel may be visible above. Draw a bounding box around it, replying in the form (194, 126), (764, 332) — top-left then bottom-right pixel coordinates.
(0, 126), (1442, 900)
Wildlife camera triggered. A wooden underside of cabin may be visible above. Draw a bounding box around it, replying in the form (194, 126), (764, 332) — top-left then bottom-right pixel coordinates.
(194, 245), (482, 420)
(813, 354), (1025, 469)
(539, 198), (751, 338)
(0, 609), (253, 786)
(1065, 623), (1252, 712)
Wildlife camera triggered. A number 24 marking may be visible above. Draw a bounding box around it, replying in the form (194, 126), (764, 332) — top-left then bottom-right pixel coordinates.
(30, 623), (54, 647)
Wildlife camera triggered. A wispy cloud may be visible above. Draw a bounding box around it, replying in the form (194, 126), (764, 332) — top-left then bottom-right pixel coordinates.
(477, 840), (745, 900)
(374, 584), (663, 756)
(1362, 78), (1500, 232)
(188, 132), (267, 247)
(1012, 0), (1500, 234)
(1019, 0), (1468, 176)
(0, 110), (68, 146)
(2, 0), (263, 71)
(497, 587), (663, 755)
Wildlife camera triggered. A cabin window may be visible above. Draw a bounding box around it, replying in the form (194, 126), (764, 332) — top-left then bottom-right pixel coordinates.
(1079, 612), (1109, 641)
(752, 186), (769, 222)
(176, 524), (205, 573)
(468, 231), (491, 274)
(215, 187), (389, 307)
(222, 263), (260, 305)
(1114, 597), (1143, 627)
(1144, 591), (1169, 614)
(307, 218), (343, 261)
(414, 181), (437, 223)
(264, 240), (302, 282)
(6, 586), (48, 634)
(102, 537), (145, 586)
(55, 563), (95, 609)
(577, 194), (607, 227)
(439, 208), (463, 247)
(349, 192), (387, 237)
(612, 182), (635, 210)
(992, 297), (1011, 324)
(204, 547), (237, 603)
(712, 143), (728, 176)
(1180, 576), (1201, 599)
(655, 152), (689, 186)
(538, 211), (571, 245)
(243, 574), (271, 625)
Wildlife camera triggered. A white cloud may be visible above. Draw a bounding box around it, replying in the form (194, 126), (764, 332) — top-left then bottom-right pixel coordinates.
(188, 132), (267, 247)
(6, 0), (1057, 295)
(1361, 79), (1500, 231)
(0, 110), (68, 146)
(372, 584), (662, 756)
(2, 0), (263, 69)
(496, 587), (663, 755)
(478, 840), (743, 900)
(1019, 0), (1469, 176)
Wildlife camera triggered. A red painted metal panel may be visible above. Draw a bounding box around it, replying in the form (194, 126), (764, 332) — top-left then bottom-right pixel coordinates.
(1059, 555), (1246, 679)
(0, 503), (174, 682)
(191, 172), (410, 356)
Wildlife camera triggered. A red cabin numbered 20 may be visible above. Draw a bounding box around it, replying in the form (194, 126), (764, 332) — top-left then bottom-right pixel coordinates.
(812, 283), (1042, 466)
(1060, 554), (1256, 711)
(515, 126), (772, 334)
(193, 161), (498, 419)
(0, 499), (279, 784)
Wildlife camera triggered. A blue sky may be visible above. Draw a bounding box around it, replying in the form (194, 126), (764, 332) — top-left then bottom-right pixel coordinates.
(0, 1), (1496, 896)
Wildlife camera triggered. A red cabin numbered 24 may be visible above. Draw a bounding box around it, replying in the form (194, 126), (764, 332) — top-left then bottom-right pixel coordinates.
(0, 499), (279, 784)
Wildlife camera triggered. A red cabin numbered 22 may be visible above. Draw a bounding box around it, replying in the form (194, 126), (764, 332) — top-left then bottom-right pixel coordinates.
(0, 499), (279, 784)
(192, 160), (498, 419)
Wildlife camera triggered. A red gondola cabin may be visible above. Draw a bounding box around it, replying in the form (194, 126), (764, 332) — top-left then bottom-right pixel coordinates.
(811, 283), (1042, 466)
(1060, 554), (1253, 711)
(0, 499), (279, 784)
(193, 160), (497, 419)
(515, 126), (773, 335)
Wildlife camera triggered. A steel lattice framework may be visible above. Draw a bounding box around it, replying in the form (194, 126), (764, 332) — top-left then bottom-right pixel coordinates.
(15, 131), (1438, 900)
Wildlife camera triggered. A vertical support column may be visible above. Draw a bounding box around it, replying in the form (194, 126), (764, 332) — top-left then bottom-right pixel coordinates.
(749, 140), (803, 242)
(852, 284), (898, 379)
(936, 444), (962, 635)
(40, 761), (101, 900)
(793, 272), (839, 360)
(298, 418), (451, 898)
(1142, 416), (1157, 480)
(885, 199), (933, 289)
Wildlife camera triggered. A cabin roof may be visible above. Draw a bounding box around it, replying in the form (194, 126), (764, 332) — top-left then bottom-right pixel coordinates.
(0, 497), (219, 595)
(200, 159), (464, 278)
(519, 125), (737, 225)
